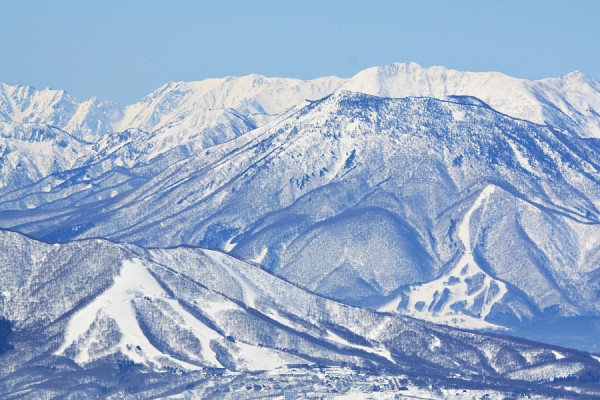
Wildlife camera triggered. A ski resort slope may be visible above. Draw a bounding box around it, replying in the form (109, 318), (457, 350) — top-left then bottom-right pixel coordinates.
(1, 229), (600, 398)
(401, 185), (509, 329)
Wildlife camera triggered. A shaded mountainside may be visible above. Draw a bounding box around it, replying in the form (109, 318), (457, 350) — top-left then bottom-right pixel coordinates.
(1, 91), (599, 332)
(1, 230), (600, 398)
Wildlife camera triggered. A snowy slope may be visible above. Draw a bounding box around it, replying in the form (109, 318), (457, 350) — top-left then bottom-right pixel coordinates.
(1, 229), (599, 399)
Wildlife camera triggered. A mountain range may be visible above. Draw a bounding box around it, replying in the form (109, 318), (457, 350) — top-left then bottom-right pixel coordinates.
(1, 62), (600, 397)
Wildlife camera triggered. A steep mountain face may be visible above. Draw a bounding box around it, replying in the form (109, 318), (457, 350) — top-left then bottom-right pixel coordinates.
(2, 91), (598, 330)
(1, 230), (599, 398)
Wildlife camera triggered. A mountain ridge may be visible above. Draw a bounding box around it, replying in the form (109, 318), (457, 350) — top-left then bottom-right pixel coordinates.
(2, 61), (600, 140)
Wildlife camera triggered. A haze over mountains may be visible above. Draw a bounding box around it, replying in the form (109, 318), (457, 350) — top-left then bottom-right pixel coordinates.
(1, 62), (600, 397)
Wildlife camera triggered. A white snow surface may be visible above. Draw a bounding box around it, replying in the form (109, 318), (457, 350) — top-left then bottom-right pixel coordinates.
(56, 258), (201, 369)
(508, 140), (537, 174)
(54, 257), (293, 371)
(206, 249), (260, 309)
(552, 350), (566, 360)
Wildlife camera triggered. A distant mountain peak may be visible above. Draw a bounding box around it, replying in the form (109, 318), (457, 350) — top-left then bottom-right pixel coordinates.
(2, 62), (600, 143)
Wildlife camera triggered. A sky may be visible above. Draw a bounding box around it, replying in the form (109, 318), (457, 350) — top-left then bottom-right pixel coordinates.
(0, 0), (598, 104)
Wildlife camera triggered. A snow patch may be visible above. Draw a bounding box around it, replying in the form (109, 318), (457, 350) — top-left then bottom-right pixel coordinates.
(248, 247), (268, 265)
(377, 295), (403, 313)
(325, 330), (394, 363)
(509, 141), (536, 174)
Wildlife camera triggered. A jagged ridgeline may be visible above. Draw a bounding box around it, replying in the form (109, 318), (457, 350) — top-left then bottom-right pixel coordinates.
(1, 63), (600, 397)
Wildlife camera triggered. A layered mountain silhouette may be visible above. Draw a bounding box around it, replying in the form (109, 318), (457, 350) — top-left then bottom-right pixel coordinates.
(1, 63), (600, 397)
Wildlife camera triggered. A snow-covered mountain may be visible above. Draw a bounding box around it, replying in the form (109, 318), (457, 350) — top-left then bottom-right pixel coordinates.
(342, 63), (600, 139)
(114, 74), (345, 131)
(2, 63), (599, 193)
(1, 229), (599, 398)
(2, 89), (598, 330)
(0, 74), (344, 188)
(0, 82), (120, 141)
(1, 63), (599, 350)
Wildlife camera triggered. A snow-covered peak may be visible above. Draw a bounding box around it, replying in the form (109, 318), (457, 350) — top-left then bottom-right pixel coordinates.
(343, 62), (513, 98)
(0, 82), (121, 141)
(115, 73), (345, 133)
(559, 70), (595, 84)
(0, 82), (71, 122)
(342, 62), (600, 137)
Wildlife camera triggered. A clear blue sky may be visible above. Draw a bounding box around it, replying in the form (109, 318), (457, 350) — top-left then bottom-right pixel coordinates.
(1, 0), (598, 104)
